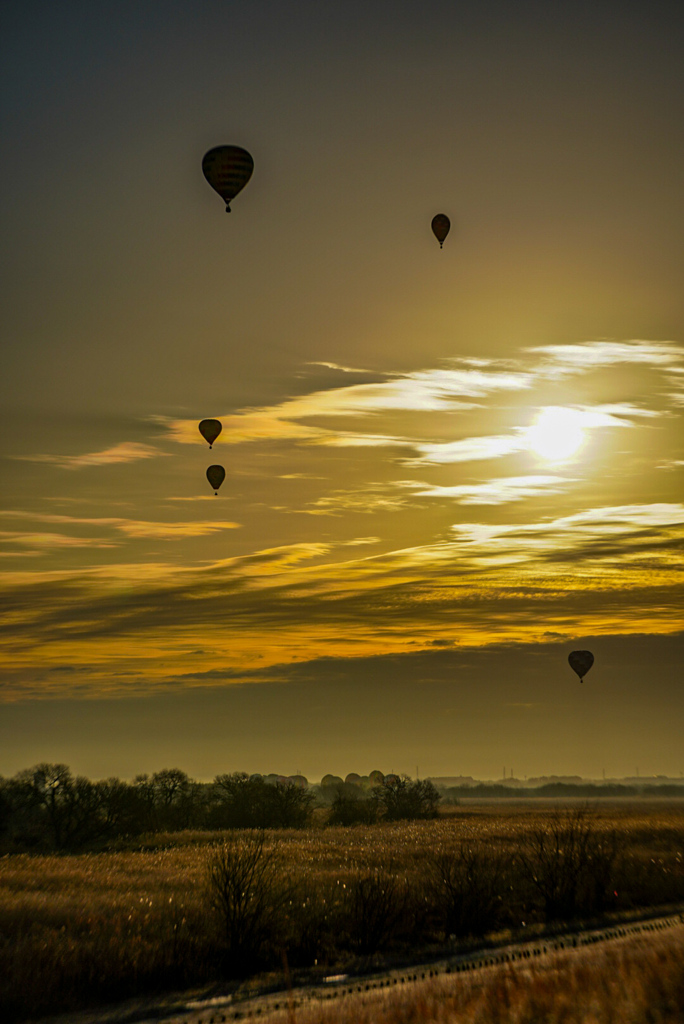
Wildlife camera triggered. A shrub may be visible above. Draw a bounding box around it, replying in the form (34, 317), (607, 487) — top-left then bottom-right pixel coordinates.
(206, 832), (293, 973)
(344, 867), (408, 954)
(210, 773), (314, 829)
(327, 792), (379, 826)
(426, 844), (510, 938)
(375, 776), (441, 821)
(517, 808), (620, 921)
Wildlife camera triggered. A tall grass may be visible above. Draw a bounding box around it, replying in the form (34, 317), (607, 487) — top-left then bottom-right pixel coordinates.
(251, 927), (684, 1024)
(1, 805), (682, 1021)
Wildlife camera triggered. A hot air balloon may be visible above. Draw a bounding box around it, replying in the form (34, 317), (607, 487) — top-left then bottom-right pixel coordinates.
(206, 465), (225, 494)
(431, 213), (450, 249)
(568, 650), (594, 683)
(199, 419), (222, 448)
(202, 146), (254, 212)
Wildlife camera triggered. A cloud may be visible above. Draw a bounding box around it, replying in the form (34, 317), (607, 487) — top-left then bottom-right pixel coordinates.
(412, 432), (527, 465)
(19, 442), (165, 469)
(300, 483), (417, 515)
(449, 503), (684, 567)
(0, 531), (116, 550)
(159, 345), (678, 463)
(161, 364), (534, 448)
(1, 504), (681, 685)
(528, 339), (684, 375)
(115, 521), (240, 539)
(414, 475), (573, 505)
(411, 402), (664, 468)
(0, 512), (241, 543)
(307, 361), (372, 374)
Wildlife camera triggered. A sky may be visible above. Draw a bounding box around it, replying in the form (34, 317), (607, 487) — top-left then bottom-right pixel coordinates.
(1, 0), (682, 781)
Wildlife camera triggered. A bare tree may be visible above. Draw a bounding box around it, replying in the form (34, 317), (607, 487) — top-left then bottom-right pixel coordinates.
(517, 808), (620, 920)
(206, 831), (293, 972)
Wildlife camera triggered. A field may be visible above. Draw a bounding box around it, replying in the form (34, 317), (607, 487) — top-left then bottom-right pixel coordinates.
(251, 925), (684, 1024)
(1, 803), (683, 1022)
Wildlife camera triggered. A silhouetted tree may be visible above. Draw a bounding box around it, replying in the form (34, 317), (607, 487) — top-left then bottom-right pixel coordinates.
(374, 776), (441, 821)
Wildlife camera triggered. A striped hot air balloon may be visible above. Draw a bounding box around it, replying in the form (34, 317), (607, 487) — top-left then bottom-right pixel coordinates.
(202, 146), (254, 212)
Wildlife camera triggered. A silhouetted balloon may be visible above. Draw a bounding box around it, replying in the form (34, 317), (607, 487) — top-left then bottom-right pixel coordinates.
(202, 146), (254, 212)
(206, 465), (225, 494)
(568, 650), (594, 683)
(199, 418), (222, 448)
(431, 213), (450, 248)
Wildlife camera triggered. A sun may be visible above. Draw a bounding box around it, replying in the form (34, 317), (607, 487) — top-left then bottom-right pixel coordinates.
(526, 407), (586, 462)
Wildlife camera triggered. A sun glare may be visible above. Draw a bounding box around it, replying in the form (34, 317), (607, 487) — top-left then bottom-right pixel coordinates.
(526, 407), (586, 462)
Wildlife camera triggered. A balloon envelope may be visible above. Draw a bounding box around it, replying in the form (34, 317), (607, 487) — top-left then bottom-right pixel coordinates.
(199, 418), (222, 448)
(202, 145), (254, 211)
(206, 465), (226, 493)
(568, 650), (594, 682)
(431, 213), (450, 248)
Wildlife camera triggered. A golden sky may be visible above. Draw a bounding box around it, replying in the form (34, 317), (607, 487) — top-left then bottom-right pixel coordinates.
(0, 1), (682, 778)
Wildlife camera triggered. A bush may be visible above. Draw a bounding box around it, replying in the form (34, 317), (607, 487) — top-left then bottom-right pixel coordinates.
(206, 832), (293, 973)
(344, 867), (408, 954)
(327, 792), (379, 826)
(210, 773), (314, 829)
(517, 808), (621, 921)
(427, 844), (510, 938)
(374, 776), (441, 821)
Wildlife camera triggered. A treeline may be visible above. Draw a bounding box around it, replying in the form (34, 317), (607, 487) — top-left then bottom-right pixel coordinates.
(439, 782), (684, 800)
(0, 764), (439, 852)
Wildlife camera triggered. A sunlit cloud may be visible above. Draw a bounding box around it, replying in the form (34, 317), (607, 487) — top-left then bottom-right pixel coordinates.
(450, 503), (684, 565)
(528, 339), (684, 376)
(161, 364), (534, 448)
(0, 531), (116, 549)
(413, 432), (527, 465)
(0, 512), (240, 542)
(307, 361), (372, 374)
(1, 497), (682, 699)
(310, 431), (415, 448)
(412, 401), (664, 468)
(414, 475), (572, 505)
(302, 485), (415, 515)
(19, 442), (166, 469)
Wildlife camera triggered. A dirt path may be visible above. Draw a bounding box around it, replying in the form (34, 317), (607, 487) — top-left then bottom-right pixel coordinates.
(39, 904), (684, 1024)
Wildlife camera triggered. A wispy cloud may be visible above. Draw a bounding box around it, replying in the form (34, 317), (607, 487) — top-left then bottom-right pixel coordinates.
(414, 475), (573, 505)
(162, 365), (534, 447)
(413, 432), (527, 465)
(0, 531), (116, 549)
(302, 484), (416, 515)
(19, 442), (166, 469)
(159, 344), (679, 463)
(307, 361), (372, 374)
(449, 503), (684, 566)
(528, 339), (684, 375)
(411, 402), (663, 467)
(0, 512), (240, 544)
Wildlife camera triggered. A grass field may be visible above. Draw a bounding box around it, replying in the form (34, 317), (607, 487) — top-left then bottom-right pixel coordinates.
(252, 925), (684, 1024)
(1, 803), (682, 1022)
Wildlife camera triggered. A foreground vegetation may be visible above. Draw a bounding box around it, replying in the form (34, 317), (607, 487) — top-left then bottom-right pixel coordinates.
(1, 805), (682, 1021)
(254, 926), (684, 1024)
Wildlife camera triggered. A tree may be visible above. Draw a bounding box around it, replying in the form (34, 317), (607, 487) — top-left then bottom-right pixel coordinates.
(206, 832), (293, 972)
(374, 776), (441, 821)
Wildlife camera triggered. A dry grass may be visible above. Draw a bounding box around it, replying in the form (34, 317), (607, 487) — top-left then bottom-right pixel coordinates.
(1, 805), (682, 1021)
(252, 926), (684, 1024)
